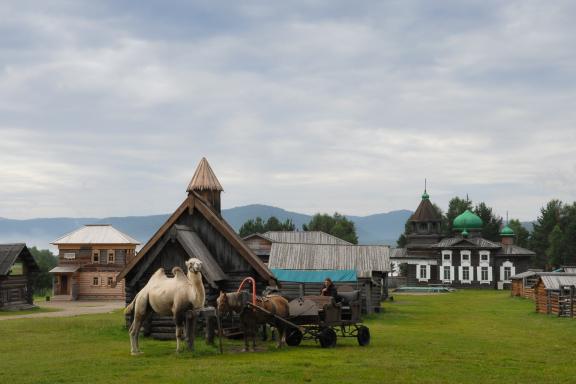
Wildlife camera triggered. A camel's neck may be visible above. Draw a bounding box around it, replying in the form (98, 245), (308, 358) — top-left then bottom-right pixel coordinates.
(187, 270), (206, 308)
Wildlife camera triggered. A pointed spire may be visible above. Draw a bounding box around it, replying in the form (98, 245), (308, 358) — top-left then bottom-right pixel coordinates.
(422, 178), (429, 200)
(186, 157), (224, 192)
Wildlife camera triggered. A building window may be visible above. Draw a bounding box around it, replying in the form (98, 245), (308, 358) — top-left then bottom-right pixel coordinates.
(462, 254), (469, 261)
(92, 251), (99, 263)
(9, 262), (23, 275)
(481, 254), (489, 262)
(443, 254), (450, 261)
(481, 267), (489, 281)
(419, 265), (427, 279)
(63, 252), (76, 260)
(462, 266), (470, 281)
(92, 277), (99, 286)
(108, 251), (115, 264)
(107, 277), (113, 286)
(504, 266), (511, 281)
(443, 266), (451, 280)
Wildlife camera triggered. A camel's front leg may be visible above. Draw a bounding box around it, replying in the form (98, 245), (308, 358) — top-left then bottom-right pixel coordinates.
(175, 324), (185, 353)
(129, 317), (143, 355)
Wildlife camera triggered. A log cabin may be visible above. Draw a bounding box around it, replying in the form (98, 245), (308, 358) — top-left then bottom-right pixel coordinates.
(510, 270), (542, 299)
(534, 273), (576, 317)
(115, 158), (276, 339)
(0, 244), (39, 310)
(49, 225), (139, 300)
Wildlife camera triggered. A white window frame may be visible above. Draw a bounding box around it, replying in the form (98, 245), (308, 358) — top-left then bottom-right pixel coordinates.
(441, 251), (452, 266)
(479, 251), (490, 265)
(63, 252), (76, 260)
(92, 276), (99, 286)
(417, 264), (431, 282)
(477, 266), (492, 284)
(460, 250), (471, 266)
(500, 260), (515, 283)
(459, 265), (473, 284)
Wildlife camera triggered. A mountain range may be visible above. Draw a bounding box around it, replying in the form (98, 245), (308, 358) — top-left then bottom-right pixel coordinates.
(0, 204), (413, 251)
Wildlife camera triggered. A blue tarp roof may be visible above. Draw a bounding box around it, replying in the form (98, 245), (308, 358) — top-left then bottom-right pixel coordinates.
(271, 269), (357, 283)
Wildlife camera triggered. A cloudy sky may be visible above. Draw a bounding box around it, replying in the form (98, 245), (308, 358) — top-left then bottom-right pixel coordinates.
(1, 0), (575, 221)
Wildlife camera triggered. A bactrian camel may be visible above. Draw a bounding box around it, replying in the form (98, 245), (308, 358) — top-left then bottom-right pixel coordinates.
(125, 258), (205, 355)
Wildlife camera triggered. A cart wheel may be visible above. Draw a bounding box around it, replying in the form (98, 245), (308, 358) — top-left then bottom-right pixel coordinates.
(319, 328), (337, 348)
(286, 328), (303, 347)
(357, 326), (370, 346)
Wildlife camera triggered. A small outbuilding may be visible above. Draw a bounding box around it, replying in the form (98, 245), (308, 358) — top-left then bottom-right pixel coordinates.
(510, 269), (542, 300)
(534, 273), (576, 317)
(0, 244), (39, 310)
(268, 242), (390, 313)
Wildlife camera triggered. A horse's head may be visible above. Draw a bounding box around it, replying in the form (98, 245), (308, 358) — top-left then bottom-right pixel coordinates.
(185, 258), (203, 274)
(216, 291), (229, 315)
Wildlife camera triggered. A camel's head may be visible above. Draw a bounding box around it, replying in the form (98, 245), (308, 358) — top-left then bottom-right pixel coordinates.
(185, 258), (203, 274)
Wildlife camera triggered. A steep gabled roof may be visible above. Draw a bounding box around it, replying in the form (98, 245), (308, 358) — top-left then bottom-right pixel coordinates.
(186, 157), (223, 192)
(116, 192), (274, 283)
(0, 244), (39, 276)
(52, 224), (139, 245)
(410, 198), (442, 222)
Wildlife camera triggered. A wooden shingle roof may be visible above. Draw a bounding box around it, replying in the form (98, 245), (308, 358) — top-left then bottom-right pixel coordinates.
(268, 243), (390, 277)
(186, 157), (223, 192)
(52, 224), (139, 245)
(410, 198), (442, 222)
(0, 244), (39, 276)
(261, 231), (352, 245)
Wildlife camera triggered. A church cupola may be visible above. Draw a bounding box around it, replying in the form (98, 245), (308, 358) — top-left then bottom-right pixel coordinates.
(186, 157), (223, 213)
(500, 224), (515, 245)
(452, 210), (483, 237)
(405, 185), (443, 247)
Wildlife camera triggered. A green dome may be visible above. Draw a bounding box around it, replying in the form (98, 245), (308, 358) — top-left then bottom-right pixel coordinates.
(500, 225), (515, 237)
(453, 210), (483, 230)
(461, 229), (469, 238)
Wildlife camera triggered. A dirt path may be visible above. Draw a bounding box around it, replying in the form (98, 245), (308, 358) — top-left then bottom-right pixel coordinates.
(0, 300), (125, 321)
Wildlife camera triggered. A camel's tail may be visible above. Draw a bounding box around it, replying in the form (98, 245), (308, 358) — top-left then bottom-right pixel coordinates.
(124, 297), (136, 315)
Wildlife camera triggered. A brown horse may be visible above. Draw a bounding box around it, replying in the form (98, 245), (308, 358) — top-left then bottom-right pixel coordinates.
(217, 291), (289, 352)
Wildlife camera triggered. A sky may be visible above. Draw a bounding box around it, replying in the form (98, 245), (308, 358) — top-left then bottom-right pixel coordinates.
(1, 0), (575, 221)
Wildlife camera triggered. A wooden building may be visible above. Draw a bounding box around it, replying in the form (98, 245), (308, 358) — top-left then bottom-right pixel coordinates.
(510, 270), (542, 299)
(391, 190), (535, 289)
(267, 242), (390, 313)
(116, 158), (276, 339)
(534, 273), (576, 317)
(244, 231), (352, 264)
(0, 244), (39, 310)
(50, 225), (139, 300)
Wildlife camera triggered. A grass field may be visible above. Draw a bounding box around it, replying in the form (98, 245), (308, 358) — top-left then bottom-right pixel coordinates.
(1, 290), (575, 384)
(0, 306), (60, 316)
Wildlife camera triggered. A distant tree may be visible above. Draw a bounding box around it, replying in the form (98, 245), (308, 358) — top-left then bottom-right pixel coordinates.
(507, 219), (530, 248)
(474, 202), (502, 242)
(238, 216), (295, 238)
(303, 213), (358, 244)
(546, 224), (564, 269)
(530, 199), (563, 268)
(560, 203), (576, 266)
(29, 247), (58, 294)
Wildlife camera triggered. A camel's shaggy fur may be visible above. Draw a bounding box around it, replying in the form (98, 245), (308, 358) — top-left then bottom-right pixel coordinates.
(125, 258), (205, 355)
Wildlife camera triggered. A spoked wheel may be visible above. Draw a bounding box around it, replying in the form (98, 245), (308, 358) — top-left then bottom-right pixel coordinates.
(356, 325), (370, 346)
(286, 328), (303, 347)
(318, 327), (337, 348)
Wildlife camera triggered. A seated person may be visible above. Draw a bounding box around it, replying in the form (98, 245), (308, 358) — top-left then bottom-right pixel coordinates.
(320, 278), (340, 302)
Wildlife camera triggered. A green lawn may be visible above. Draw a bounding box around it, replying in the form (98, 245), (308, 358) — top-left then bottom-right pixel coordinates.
(0, 290), (575, 384)
(0, 306), (60, 316)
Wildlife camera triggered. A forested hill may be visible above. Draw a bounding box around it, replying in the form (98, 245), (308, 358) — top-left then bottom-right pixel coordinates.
(0, 205), (413, 250)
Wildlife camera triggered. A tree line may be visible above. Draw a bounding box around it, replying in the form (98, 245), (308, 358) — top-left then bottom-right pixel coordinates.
(239, 212), (358, 244)
(397, 197), (576, 270)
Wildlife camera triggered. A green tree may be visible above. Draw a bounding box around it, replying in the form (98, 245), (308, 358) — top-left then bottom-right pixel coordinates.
(530, 199), (563, 268)
(507, 219), (530, 248)
(474, 202), (502, 242)
(29, 247), (58, 294)
(238, 216), (295, 237)
(546, 224), (564, 269)
(303, 213), (358, 244)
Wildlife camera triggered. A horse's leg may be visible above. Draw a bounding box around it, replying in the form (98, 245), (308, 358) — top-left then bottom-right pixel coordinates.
(250, 320), (257, 352)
